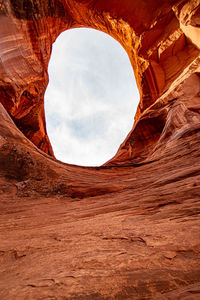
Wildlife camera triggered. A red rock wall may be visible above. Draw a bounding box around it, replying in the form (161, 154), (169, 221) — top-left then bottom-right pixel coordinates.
(0, 0), (199, 163)
(0, 1), (200, 299)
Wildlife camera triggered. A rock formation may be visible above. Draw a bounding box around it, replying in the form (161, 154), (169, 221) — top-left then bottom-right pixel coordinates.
(0, 0), (200, 299)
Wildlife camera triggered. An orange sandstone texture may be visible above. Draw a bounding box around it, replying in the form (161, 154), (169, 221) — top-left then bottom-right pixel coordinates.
(0, 0), (199, 161)
(0, 0), (200, 299)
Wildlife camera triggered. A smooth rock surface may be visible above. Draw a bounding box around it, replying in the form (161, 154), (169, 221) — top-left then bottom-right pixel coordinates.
(0, 0), (200, 299)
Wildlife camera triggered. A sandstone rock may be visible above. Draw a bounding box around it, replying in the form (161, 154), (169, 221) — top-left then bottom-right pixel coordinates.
(0, 0), (200, 299)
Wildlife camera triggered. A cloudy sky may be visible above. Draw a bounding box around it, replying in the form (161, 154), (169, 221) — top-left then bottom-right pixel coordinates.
(44, 28), (139, 166)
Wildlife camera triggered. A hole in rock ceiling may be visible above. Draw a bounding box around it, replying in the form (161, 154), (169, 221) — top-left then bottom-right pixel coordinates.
(45, 28), (139, 166)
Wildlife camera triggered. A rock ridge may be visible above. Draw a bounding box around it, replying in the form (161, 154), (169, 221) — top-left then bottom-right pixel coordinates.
(0, 0), (200, 299)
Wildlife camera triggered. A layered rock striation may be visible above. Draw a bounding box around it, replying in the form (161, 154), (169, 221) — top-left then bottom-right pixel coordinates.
(0, 0), (200, 299)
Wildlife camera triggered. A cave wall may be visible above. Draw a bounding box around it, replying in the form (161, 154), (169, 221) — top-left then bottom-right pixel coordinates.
(0, 0), (199, 164)
(0, 1), (200, 299)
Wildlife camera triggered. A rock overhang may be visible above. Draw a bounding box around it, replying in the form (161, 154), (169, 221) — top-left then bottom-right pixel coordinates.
(0, 0), (199, 165)
(0, 1), (200, 299)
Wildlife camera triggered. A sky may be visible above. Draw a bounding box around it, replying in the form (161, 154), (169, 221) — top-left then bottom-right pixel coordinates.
(44, 28), (139, 166)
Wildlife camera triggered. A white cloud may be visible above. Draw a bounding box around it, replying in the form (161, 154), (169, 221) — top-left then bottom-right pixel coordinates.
(44, 28), (139, 166)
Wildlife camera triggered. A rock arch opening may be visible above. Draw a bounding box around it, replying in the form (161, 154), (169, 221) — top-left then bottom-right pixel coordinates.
(45, 28), (139, 166)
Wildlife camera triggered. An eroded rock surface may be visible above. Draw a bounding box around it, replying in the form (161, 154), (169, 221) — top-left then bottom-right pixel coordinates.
(0, 0), (200, 299)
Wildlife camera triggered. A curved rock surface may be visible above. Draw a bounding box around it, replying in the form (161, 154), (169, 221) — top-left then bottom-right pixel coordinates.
(0, 0), (200, 299)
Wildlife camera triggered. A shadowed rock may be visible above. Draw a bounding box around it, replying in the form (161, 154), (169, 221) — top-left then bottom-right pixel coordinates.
(0, 0), (200, 299)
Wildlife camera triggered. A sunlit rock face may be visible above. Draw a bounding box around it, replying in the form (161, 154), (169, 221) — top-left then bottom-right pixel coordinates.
(0, 1), (200, 299)
(1, 0), (200, 163)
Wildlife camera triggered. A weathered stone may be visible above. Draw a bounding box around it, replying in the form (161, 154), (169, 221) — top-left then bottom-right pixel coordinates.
(0, 1), (200, 299)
